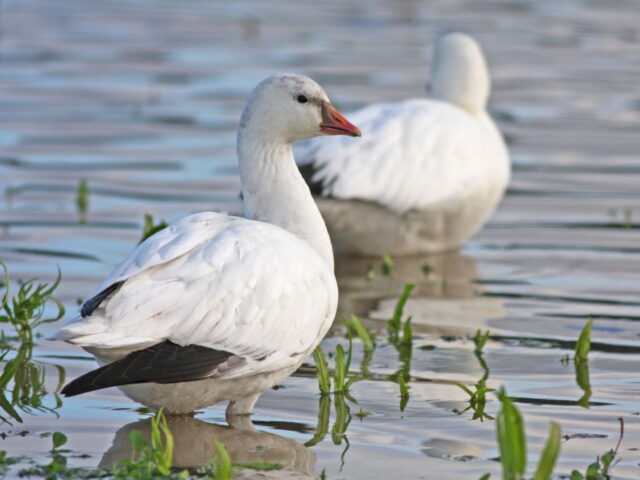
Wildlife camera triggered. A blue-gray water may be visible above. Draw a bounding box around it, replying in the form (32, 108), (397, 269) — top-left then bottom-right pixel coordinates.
(1, 0), (639, 478)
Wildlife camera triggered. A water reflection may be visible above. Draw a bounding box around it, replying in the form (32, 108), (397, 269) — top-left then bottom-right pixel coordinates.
(336, 251), (506, 334)
(574, 359), (592, 408)
(0, 343), (65, 424)
(100, 416), (316, 476)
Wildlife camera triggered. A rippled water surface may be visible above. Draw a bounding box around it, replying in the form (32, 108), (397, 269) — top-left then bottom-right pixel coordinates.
(1, 0), (640, 478)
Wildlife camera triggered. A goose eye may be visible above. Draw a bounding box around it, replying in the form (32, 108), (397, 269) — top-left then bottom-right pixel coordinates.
(297, 95), (308, 104)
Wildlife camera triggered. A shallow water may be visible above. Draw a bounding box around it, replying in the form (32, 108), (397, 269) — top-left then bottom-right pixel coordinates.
(1, 0), (640, 478)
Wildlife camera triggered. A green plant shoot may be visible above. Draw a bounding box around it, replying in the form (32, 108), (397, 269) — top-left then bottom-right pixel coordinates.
(312, 346), (331, 394)
(574, 319), (592, 362)
(496, 388), (526, 480)
(140, 213), (169, 244)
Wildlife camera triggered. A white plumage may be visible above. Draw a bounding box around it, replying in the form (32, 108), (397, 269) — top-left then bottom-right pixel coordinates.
(60, 213), (336, 362)
(54, 74), (360, 416)
(298, 32), (511, 255)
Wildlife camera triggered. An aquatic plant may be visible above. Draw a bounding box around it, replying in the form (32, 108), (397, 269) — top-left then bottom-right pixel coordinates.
(305, 393), (352, 451)
(421, 263), (432, 276)
(312, 346), (331, 394)
(574, 355), (592, 408)
(574, 319), (592, 362)
(344, 314), (374, 352)
(387, 284), (414, 344)
(0, 342), (65, 423)
(455, 379), (494, 422)
(0, 264), (66, 423)
(140, 213), (169, 244)
(210, 441), (232, 480)
(480, 388), (561, 480)
(398, 375), (409, 412)
(457, 330), (495, 421)
(10, 418), (235, 479)
(381, 253), (394, 276)
(312, 342), (358, 394)
(569, 418), (624, 480)
(567, 320), (593, 408)
(309, 344), (356, 458)
(17, 431), (88, 478)
(0, 263), (64, 345)
(76, 178), (89, 222)
(474, 329), (491, 353)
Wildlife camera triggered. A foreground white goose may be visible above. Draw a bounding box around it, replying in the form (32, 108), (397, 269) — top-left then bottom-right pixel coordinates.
(54, 74), (361, 416)
(298, 32), (510, 255)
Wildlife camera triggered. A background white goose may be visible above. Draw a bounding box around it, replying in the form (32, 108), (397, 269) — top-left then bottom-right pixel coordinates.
(298, 32), (511, 256)
(53, 74), (360, 417)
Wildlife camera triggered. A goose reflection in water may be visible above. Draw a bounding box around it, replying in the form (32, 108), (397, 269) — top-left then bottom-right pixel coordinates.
(334, 250), (506, 336)
(100, 416), (316, 478)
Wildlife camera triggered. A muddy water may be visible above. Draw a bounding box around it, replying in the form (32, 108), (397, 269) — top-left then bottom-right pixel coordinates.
(1, 0), (640, 478)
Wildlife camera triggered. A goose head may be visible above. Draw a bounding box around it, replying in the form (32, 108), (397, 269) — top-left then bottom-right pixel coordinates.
(239, 74), (361, 144)
(429, 32), (490, 115)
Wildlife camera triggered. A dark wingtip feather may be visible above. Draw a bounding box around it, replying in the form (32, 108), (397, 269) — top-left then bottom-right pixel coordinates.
(81, 281), (124, 317)
(61, 341), (241, 397)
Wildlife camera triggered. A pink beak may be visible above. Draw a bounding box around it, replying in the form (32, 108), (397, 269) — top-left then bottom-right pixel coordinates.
(320, 101), (361, 137)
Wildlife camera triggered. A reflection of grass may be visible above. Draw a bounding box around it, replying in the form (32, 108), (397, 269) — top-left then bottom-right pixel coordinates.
(310, 340), (360, 461)
(12, 410), (236, 478)
(564, 319), (593, 408)
(0, 263), (66, 423)
(305, 393), (352, 466)
(385, 284), (415, 411)
(455, 336), (494, 421)
(0, 343), (65, 423)
(574, 359), (592, 408)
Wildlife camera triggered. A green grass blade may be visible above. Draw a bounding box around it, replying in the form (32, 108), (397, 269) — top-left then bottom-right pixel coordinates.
(76, 178), (89, 217)
(474, 329), (491, 353)
(345, 314), (374, 352)
(381, 253), (394, 276)
(533, 422), (561, 480)
(334, 344), (345, 391)
(212, 441), (232, 480)
(388, 284), (415, 338)
(401, 316), (413, 344)
(574, 319), (593, 362)
(496, 388), (526, 480)
(312, 347), (331, 394)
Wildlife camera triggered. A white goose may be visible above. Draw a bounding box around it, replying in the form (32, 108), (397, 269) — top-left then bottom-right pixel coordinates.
(298, 32), (510, 255)
(54, 74), (361, 417)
